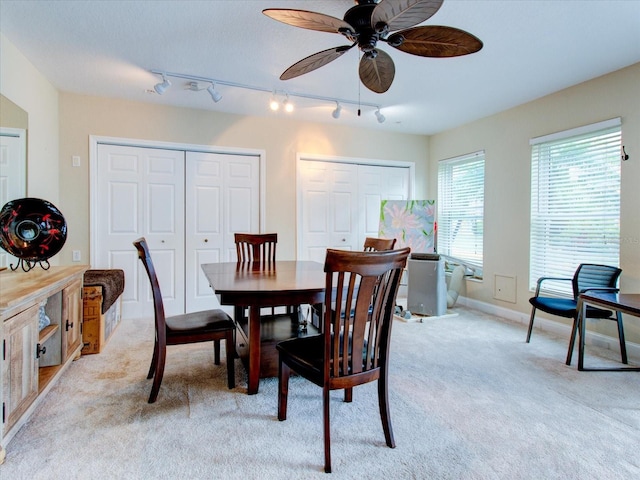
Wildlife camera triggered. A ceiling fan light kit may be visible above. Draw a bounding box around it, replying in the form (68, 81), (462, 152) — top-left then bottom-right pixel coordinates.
(263, 0), (483, 94)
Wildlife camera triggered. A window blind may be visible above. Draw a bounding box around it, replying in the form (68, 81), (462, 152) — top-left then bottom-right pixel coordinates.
(529, 122), (621, 295)
(437, 151), (485, 271)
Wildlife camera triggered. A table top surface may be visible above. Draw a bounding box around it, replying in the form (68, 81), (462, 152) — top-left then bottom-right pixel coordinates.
(202, 260), (325, 294)
(579, 291), (640, 317)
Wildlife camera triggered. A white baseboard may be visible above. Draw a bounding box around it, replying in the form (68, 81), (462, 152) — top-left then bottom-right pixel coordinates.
(455, 296), (640, 364)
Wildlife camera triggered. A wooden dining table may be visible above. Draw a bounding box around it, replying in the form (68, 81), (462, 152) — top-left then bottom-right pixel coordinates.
(202, 260), (326, 394)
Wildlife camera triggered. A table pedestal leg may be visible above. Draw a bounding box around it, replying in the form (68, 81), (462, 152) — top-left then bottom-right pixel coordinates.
(248, 306), (261, 394)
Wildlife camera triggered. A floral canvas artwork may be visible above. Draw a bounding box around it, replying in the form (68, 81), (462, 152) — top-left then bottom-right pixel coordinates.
(378, 200), (436, 253)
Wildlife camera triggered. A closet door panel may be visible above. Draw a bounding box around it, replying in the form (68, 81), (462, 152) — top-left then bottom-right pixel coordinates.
(185, 152), (259, 312)
(96, 144), (185, 319)
(224, 156), (260, 261)
(298, 160), (359, 263)
(186, 152), (224, 312)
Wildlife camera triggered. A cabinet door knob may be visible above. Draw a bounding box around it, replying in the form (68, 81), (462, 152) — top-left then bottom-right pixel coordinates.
(36, 343), (47, 358)
(66, 319), (74, 331)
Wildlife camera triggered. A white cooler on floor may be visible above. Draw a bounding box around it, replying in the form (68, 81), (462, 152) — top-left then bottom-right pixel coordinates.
(407, 253), (447, 316)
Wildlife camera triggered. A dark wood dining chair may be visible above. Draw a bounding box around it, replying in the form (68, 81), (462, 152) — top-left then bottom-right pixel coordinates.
(234, 232), (277, 263)
(134, 237), (236, 403)
(363, 236), (396, 251)
(234, 233), (297, 319)
(277, 247), (410, 473)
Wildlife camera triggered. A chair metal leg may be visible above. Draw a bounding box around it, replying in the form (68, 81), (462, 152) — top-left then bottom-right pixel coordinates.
(278, 360), (290, 421)
(323, 386), (332, 474)
(526, 307), (536, 343)
(378, 369), (396, 448)
(616, 312), (628, 364)
(148, 344), (166, 403)
(566, 315), (580, 366)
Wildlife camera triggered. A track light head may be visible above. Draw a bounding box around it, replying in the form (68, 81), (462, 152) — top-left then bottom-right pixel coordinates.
(207, 83), (222, 103)
(154, 74), (171, 95)
(375, 108), (385, 124)
(269, 96), (280, 111)
(332, 102), (342, 119)
(283, 96), (294, 113)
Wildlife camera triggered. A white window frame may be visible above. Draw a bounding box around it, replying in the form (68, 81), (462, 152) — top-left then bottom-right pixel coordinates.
(529, 118), (621, 295)
(437, 150), (485, 277)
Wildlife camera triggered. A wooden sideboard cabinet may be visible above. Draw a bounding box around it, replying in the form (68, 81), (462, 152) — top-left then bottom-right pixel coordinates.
(0, 265), (88, 460)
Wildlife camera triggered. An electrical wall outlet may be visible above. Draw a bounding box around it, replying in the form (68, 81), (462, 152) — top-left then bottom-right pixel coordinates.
(72, 250), (81, 262)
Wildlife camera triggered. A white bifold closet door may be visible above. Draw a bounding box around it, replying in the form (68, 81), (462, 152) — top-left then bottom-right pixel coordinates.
(95, 144), (259, 319)
(297, 159), (410, 263)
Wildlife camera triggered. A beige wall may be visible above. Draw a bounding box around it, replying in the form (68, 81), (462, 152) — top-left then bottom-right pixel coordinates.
(429, 62), (640, 341)
(0, 33), (59, 206)
(57, 93), (430, 262)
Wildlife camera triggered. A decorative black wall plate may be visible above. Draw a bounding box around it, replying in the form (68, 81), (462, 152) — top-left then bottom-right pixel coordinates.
(0, 197), (67, 270)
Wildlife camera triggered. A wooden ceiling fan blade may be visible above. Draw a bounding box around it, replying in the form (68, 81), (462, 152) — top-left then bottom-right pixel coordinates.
(359, 49), (395, 94)
(280, 45), (353, 81)
(371, 0), (443, 32)
(263, 9), (354, 34)
(389, 25), (483, 57)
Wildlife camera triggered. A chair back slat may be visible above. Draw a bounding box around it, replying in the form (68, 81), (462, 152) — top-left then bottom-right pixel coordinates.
(234, 233), (277, 263)
(323, 248), (410, 382)
(573, 264), (622, 300)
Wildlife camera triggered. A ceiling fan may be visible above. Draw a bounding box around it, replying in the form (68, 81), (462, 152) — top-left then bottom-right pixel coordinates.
(263, 0), (483, 94)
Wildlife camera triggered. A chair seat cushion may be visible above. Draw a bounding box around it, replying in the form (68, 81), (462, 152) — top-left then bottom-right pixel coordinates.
(166, 309), (235, 333)
(277, 331), (368, 374)
(529, 297), (614, 319)
(277, 334), (324, 371)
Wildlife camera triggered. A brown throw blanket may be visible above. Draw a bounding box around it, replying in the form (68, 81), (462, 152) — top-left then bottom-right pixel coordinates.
(83, 269), (125, 314)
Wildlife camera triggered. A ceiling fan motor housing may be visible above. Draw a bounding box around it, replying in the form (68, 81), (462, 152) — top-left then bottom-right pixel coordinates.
(343, 3), (383, 53)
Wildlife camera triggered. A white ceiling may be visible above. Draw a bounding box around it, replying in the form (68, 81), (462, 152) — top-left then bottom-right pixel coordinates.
(1, 0), (639, 135)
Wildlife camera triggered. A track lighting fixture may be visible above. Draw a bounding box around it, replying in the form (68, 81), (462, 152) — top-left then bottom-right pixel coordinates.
(154, 74), (171, 95)
(207, 83), (222, 103)
(150, 70), (386, 124)
(332, 102), (342, 119)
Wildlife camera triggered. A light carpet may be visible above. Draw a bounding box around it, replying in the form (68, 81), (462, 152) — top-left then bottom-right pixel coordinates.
(2, 306), (639, 479)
